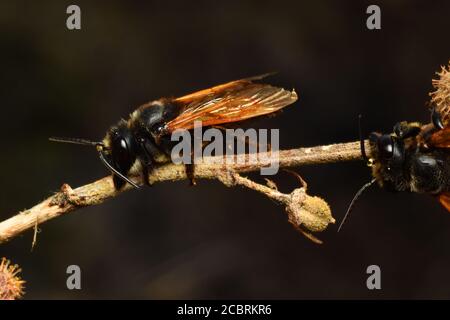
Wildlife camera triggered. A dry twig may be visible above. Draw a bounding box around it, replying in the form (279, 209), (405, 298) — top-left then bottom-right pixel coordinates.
(218, 169), (335, 244)
(0, 140), (369, 245)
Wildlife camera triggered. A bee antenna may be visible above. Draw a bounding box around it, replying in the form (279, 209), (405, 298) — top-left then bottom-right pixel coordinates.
(98, 151), (140, 189)
(49, 136), (104, 147)
(337, 178), (376, 232)
(358, 114), (369, 162)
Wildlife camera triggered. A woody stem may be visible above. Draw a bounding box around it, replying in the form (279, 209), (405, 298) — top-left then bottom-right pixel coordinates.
(0, 140), (370, 245)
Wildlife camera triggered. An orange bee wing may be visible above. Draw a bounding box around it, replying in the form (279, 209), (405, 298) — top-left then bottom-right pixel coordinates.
(174, 73), (273, 104)
(428, 126), (450, 148)
(164, 74), (298, 133)
(438, 192), (450, 212)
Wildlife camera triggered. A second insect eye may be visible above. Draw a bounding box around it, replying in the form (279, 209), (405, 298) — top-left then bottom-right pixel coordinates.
(378, 135), (394, 159)
(114, 137), (130, 165)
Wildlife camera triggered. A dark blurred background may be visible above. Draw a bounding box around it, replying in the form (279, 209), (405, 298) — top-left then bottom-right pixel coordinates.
(1, 0), (449, 299)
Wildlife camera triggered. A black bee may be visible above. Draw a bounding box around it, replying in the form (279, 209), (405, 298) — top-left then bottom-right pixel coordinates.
(51, 75), (298, 189)
(338, 106), (450, 231)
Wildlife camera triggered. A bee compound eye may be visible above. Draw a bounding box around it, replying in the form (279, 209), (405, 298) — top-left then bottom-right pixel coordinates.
(112, 137), (131, 168)
(120, 138), (127, 150)
(378, 135), (394, 159)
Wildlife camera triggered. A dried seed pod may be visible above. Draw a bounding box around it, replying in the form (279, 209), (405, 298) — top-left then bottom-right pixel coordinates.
(0, 257), (25, 300)
(286, 188), (335, 233)
(430, 61), (450, 125)
(218, 169), (335, 244)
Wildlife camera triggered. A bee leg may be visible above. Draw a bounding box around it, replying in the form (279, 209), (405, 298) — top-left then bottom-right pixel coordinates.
(431, 107), (444, 130)
(135, 149), (153, 186)
(137, 139), (157, 186)
(393, 121), (421, 140)
(185, 163), (197, 186)
(113, 174), (127, 190)
(141, 159), (153, 186)
(156, 133), (197, 186)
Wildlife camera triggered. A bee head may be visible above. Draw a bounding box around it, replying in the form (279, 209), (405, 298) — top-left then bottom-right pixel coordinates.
(338, 126), (405, 232)
(339, 117), (408, 232)
(104, 120), (139, 189)
(369, 132), (406, 190)
(50, 119), (140, 189)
